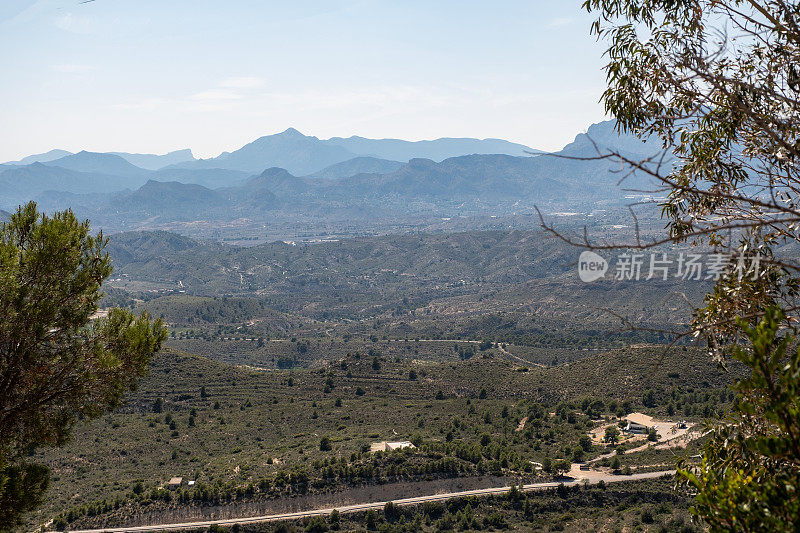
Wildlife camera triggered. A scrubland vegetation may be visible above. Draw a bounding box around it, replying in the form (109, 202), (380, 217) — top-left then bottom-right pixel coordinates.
(39, 342), (728, 530)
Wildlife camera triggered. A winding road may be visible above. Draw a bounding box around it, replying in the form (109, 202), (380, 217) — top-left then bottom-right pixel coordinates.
(65, 470), (674, 533)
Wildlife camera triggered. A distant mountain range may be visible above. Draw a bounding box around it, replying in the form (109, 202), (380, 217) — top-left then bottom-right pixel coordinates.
(560, 120), (658, 158)
(4, 129), (539, 176)
(306, 156), (404, 180)
(47, 151), (150, 178)
(324, 134), (540, 163)
(109, 149), (195, 170)
(0, 121), (668, 234)
(5, 149), (73, 165)
(4, 148), (196, 169)
(170, 128), (358, 175)
(0, 162), (136, 208)
(163, 128), (540, 175)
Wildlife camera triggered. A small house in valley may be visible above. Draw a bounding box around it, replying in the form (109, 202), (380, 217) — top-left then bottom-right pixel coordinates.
(385, 441), (415, 451)
(371, 441), (416, 452)
(624, 413), (653, 434)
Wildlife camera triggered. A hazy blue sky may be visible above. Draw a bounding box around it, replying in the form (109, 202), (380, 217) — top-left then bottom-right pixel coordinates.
(0, 1), (609, 161)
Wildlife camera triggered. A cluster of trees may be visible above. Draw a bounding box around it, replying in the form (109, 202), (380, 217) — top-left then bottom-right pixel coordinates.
(58, 424), (599, 529)
(580, 1), (800, 529)
(453, 343), (476, 360)
(250, 478), (693, 532)
(0, 204), (166, 529)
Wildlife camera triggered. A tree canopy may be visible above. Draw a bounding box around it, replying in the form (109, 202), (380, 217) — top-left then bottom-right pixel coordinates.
(582, 0), (800, 339)
(583, 1), (800, 530)
(0, 202), (166, 529)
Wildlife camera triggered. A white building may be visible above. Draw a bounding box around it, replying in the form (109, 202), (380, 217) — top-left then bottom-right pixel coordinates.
(385, 441), (415, 451)
(624, 413), (653, 434)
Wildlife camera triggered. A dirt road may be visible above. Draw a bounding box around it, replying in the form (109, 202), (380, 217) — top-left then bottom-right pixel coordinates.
(65, 470), (674, 533)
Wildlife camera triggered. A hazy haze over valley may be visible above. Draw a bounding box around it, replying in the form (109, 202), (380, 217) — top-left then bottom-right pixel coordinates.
(4, 3), (757, 532)
(1, 121), (664, 241)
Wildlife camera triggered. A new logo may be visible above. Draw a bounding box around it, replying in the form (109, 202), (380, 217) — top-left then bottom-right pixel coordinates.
(578, 251), (608, 282)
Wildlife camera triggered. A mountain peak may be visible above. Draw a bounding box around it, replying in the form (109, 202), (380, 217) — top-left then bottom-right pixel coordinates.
(249, 127), (310, 145)
(256, 167), (297, 179)
(110, 148), (196, 170)
(4, 149), (73, 166)
(70, 150), (118, 159)
(45, 150), (149, 177)
(408, 157), (437, 169)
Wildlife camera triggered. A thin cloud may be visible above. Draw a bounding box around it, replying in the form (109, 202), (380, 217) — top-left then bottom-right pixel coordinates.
(110, 97), (171, 111)
(54, 12), (95, 34)
(219, 77), (263, 89)
(108, 83), (472, 119)
(547, 17), (574, 28)
(181, 78), (264, 109)
(52, 63), (95, 74)
(189, 89), (243, 102)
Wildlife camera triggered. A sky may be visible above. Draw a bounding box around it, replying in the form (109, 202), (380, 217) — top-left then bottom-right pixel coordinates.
(0, 0), (609, 162)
